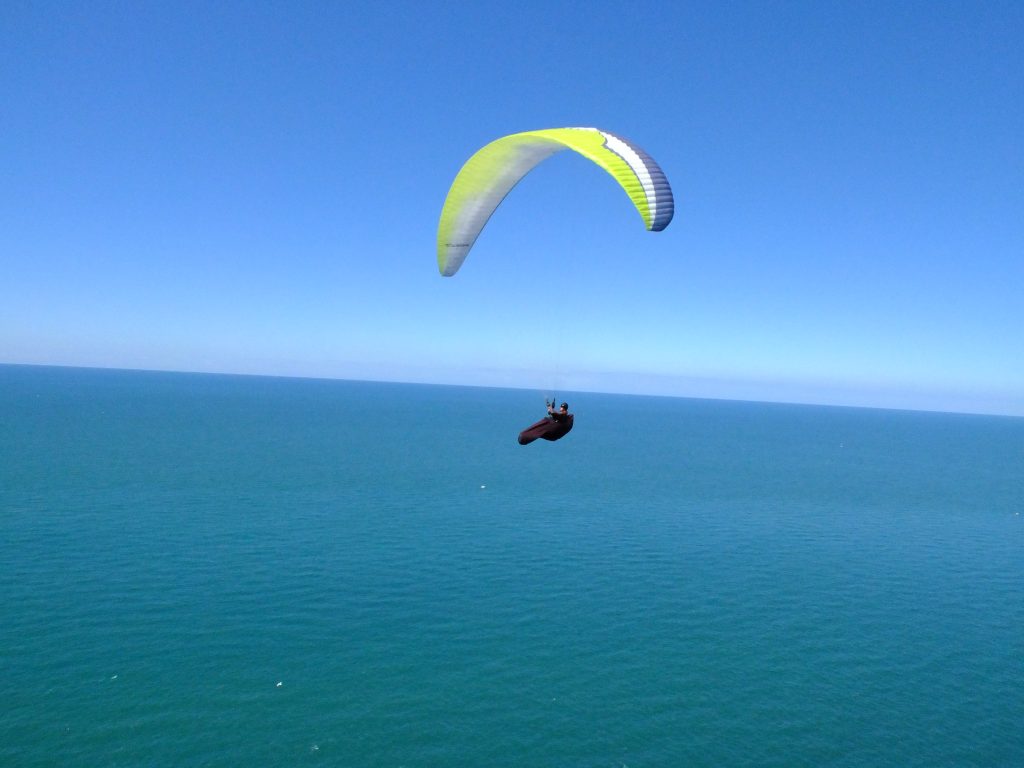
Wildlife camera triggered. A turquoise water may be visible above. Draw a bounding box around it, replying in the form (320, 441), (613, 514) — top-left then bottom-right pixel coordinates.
(2, 364), (1022, 766)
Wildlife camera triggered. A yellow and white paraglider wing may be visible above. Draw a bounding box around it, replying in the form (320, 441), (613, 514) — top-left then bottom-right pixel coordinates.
(436, 127), (674, 276)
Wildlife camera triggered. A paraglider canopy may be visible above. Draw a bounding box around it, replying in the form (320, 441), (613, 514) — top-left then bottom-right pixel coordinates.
(437, 127), (674, 276)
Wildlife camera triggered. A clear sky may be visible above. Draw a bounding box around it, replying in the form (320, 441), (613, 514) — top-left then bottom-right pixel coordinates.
(2, 1), (1022, 415)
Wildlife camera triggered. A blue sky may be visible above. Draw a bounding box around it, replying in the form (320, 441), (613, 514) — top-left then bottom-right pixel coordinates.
(2, 1), (1022, 415)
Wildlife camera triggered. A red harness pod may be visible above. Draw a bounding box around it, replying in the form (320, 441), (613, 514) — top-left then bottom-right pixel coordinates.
(517, 414), (574, 445)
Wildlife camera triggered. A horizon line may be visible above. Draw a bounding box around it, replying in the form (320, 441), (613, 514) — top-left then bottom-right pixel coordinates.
(2, 361), (1021, 421)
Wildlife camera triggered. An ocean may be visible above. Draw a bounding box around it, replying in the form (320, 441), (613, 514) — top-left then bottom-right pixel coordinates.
(1, 364), (1022, 767)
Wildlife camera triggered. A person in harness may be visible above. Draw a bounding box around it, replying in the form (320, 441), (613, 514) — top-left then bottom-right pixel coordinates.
(518, 400), (574, 445)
